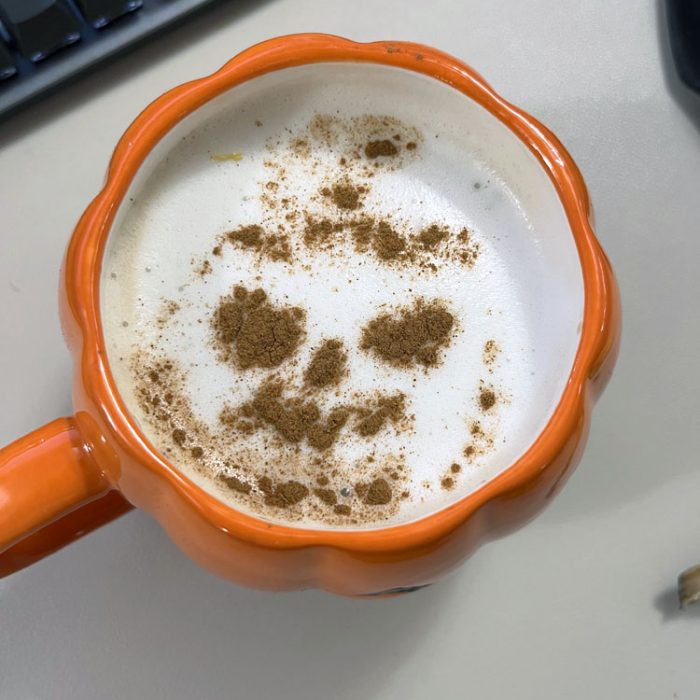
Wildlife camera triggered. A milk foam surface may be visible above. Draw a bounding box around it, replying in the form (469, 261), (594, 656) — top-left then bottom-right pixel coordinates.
(101, 63), (584, 529)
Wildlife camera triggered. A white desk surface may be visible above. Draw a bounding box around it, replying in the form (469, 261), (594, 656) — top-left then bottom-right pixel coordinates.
(2, 1), (700, 698)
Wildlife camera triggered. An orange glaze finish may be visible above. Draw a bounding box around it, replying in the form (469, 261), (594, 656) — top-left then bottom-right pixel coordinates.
(0, 35), (620, 595)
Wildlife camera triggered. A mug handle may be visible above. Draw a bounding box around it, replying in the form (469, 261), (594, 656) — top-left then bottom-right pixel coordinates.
(0, 417), (133, 577)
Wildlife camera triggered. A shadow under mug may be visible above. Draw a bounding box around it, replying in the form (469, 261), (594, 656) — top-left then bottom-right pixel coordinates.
(0, 34), (620, 597)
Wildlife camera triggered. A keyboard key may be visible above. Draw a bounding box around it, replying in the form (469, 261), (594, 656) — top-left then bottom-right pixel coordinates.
(0, 0), (81, 62)
(75, 0), (143, 29)
(0, 39), (15, 80)
(667, 0), (700, 94)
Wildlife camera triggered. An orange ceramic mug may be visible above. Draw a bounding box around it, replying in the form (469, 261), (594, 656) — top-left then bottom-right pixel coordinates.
(0, 35), (619, 596)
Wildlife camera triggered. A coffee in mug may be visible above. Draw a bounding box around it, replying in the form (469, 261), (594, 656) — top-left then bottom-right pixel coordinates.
(101, 63), (584, 529)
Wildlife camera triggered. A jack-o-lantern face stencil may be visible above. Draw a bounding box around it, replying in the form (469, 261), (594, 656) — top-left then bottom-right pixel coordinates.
(102, 94), (582, 529)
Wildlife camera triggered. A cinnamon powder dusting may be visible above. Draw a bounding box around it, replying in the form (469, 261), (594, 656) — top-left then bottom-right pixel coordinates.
(479, 388), (497, 411)
(220, 474), (252, 494)
(357, 478), (392, 505)
(259, 478), (309, 508)
(304, 339), (347, 389)
(212, 286), (304, 370)
(372, 221), (406, 261)
(314, 488), (338, 506)
(244, 380), (350, 450)
(222, 380), (406, 452)
(417, 224), (449, 249)
(483, 339), (500, 365)
(354, 394), (406, 437)
(304, 218), (342, 247)
(322, 181), (365, 210)
(227, 224), (263, 248)
(441, 477), (455, 490)
(225, 224), (291, 263)
(360, 299), (454, 368)
(364, 140), (399, 159)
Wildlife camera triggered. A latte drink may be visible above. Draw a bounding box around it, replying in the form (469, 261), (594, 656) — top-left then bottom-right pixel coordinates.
(101, 63), (583, 528)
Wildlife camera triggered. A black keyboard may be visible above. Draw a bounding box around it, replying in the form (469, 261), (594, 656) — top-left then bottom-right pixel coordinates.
(0, 0), (222, 121)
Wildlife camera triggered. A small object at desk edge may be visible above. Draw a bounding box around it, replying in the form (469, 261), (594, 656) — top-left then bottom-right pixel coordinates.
(678, 564), (700, 607)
